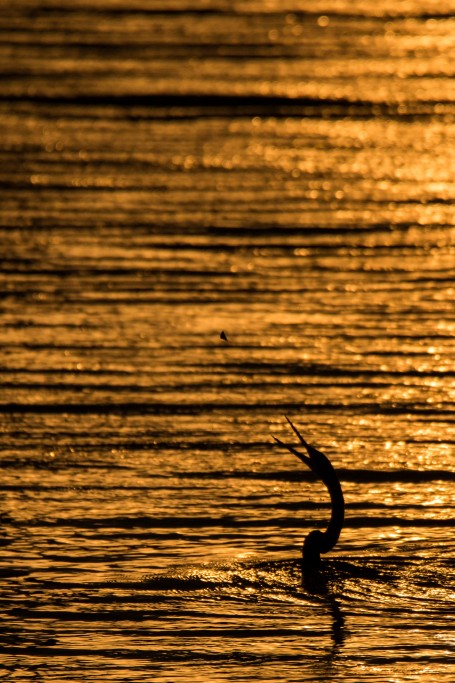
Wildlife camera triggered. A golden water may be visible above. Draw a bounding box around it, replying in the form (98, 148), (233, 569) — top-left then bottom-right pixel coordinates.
(0, 2), (454, 681)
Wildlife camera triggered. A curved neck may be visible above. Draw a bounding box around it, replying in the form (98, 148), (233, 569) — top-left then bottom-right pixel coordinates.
(320, 470), (344, 554)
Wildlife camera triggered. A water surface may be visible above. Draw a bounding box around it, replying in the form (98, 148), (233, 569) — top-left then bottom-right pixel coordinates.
(0, 1), (454, 681)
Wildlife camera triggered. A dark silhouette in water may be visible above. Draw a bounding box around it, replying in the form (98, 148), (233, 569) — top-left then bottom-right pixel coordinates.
(273, 417), (345, 570)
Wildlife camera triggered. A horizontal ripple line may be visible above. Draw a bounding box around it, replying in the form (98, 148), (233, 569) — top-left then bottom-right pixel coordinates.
(179, 469), (455, 483)
(8, 515), (454, 529)
(1, 94), (454, 117)
(0, 403), (453, 416)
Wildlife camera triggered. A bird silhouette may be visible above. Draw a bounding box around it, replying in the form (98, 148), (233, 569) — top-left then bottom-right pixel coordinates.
(273, 417), (345, 570)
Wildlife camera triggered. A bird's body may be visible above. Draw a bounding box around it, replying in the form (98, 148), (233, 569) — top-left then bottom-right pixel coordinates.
(273, 417), (345, 570)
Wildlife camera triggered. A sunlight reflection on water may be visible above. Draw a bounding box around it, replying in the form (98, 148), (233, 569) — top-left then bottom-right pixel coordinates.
(1, 0), (455, 681)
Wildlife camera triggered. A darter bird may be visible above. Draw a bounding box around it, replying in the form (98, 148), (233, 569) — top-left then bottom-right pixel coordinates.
(273, 417), (345, 570)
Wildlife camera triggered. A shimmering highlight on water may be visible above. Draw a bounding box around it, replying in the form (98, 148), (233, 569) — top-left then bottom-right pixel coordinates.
(1, 1), (454, 681)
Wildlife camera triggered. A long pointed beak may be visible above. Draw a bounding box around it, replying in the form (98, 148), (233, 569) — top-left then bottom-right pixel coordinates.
(284, 416), (329, 462)
(272, 435), (312, 468)
(273, 417), (325, 476)
(285, 415), (310, 448)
